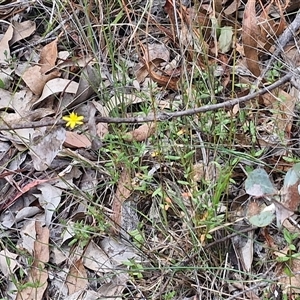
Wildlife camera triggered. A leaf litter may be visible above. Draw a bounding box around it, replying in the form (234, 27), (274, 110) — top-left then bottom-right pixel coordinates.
(0, 0), (300, 299)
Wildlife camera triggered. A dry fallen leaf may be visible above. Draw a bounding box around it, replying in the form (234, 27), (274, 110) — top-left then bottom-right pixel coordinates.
(66, 259), (88, 295)
(33, 78), (79, 107)
(64, 131), (91, 149)
(242, 0), (260, 77)
(123, 123), (156, 142)
(191, 161), (220, 183)
(39, 38), (58, 74)
(257, 6), (285, 52)
(83, 240), (114, 273)
(0, 178), (55, 211)
(11, 20), (36, 45)
(16, 221), (49, 300)
(224, 0), (241, 15)
(100, 236), (141, 265)
(232, 221), (254, 272)
(35, 183), (63, 226)
(261, 88), (295, 141)
(22, 39), (60, 95)
(29, 126), (66, 171)
(0, 24), (13, 63)
(145, 58), (180, 90)
(111, 167), (132, 234)
(0, 249), (19, 277)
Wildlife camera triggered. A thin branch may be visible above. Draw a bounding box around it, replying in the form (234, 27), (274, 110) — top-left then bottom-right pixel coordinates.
(0, 72), (293, 131)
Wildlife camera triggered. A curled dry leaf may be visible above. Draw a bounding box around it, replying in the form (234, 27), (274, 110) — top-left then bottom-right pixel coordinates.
(123, 123), (156, 142)
(223, 0), (241, 16)
(32, 78), (79, 108)
(136, 43), (170, 83)
(141, 54), (179, 90)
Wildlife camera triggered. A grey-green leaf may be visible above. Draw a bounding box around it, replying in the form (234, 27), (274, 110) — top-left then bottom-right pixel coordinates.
(245, 169), (277, 197)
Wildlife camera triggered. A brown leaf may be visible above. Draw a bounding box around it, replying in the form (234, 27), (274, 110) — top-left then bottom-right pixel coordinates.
(66, 259), (88, 294)
(39, 39), (58, 74)
(16, 222), (49, 300)
(22, 65), (60, 95)
(276, 90), (296, 137)
(123, 123), (156, 142)
(145, 59), (179, 90)
(139, 39), (179, 89)
(242, 0), (260, 77)
(64, 131), (92, 149)
(283, 41), (300, 67)
(164, 0), (177, 41)
(111, 167), (132, 234)
(22, 40), (60, 95)
(34, 221), (50, 263)
(142, 43), (170, 64)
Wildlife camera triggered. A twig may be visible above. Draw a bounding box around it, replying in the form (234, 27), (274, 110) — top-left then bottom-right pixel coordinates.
(0, 71), (293, 131)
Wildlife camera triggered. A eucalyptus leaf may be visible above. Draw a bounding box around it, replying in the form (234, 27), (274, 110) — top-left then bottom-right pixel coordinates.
(245, 169), (277, 197)
(280, 163), (300, 212)
(218, 26), (233, 53)
(283, 163), (300, 189)
(248, 204), (275, 227)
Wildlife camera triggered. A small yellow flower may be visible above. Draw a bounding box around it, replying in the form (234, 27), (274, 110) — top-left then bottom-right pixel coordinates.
(62, 112), (84, 129)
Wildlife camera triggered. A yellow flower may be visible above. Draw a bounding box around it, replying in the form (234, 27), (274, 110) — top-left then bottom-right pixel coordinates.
(62, 112), (84, 129)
